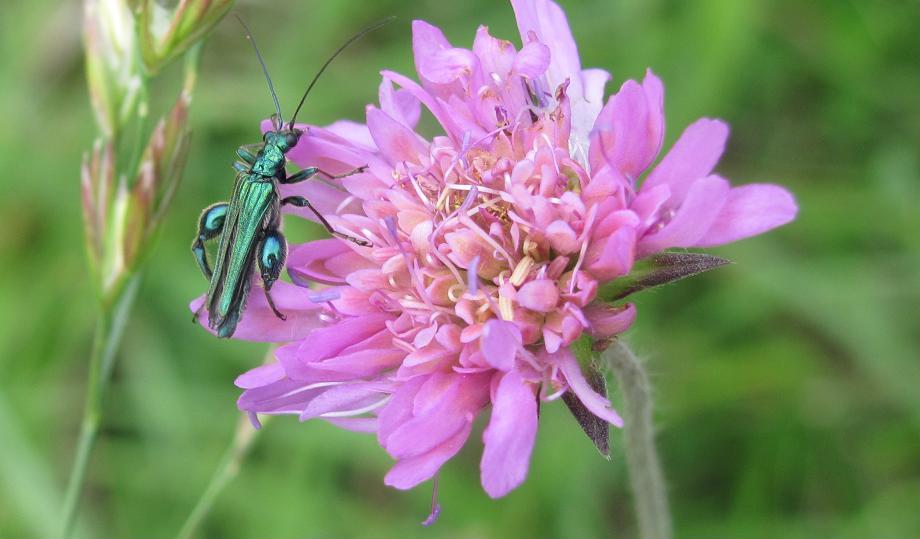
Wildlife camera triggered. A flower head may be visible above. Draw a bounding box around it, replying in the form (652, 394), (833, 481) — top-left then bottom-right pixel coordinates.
(203, 0), (796, 503)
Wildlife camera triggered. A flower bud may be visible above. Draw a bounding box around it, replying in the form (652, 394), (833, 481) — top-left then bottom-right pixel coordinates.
(81, 139), (116, 277)
(136, 0), (233, 74)
(81, 89), (191, 295)
(83, 0), (142, 136)
(125, 90), (192, 268)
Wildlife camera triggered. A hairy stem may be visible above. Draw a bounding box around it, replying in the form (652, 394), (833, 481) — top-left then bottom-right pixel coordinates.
(59, 275), (141, 539)
(174, 414), (261, 539)
(605, 340), (673, 539)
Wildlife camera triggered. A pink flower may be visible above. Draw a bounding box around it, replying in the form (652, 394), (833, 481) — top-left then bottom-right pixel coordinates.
(196, 0), (796, 504)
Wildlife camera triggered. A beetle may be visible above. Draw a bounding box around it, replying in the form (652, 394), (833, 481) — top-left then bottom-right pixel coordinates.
(192, 16), (388, 338)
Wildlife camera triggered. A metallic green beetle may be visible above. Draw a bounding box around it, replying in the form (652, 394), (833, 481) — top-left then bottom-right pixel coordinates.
(192, 18), (385, 338)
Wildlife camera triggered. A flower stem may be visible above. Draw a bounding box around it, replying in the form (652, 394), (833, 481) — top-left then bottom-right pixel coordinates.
(174, 414), (261, 539)
(59, 275), (141, 539)
(605, 340), (673, 539)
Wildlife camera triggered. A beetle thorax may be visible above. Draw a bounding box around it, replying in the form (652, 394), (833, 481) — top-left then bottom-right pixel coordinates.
(252, 142), (286, 177)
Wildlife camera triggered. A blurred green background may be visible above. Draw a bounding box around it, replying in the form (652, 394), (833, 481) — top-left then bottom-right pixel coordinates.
(1, 0), (917, 538)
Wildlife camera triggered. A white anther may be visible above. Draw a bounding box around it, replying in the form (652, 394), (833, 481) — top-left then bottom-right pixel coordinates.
(509, 256), (535, 287)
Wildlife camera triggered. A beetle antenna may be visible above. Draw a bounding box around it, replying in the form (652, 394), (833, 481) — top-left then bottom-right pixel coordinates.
(287, 16), (395, 129)
(236, 15), (284, 126)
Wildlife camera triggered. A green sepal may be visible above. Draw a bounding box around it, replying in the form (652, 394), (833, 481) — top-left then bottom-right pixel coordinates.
(598, 252), (731, 302)
(564, 335), (611, 458)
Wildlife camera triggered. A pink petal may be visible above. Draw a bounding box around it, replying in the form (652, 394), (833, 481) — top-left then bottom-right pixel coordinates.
(481, 319), (522, 371)
(272, 343), (356, 380)
(511, 0), (582, 97)
(589, 71), (665, 180)
(331, 287), (378, 316)
(324, 251), (376, 281)
(322, 120), (375, 149)
(642, 68), (665, 120)
(516, 279), (560, 313)
(411, 20), (455, 83)
(594, 209), (640, 238)
(379, 78), (421, 129)
(383, 70), (466, 141)
(286, 239), (355, 285)
(513, 41), (551, 79)
(189, 280), (324, 342)
(412, 372), (461, 416)
(311, 346), (406, 377)
(639, 175), (730, 255)
(234, 361), (285, 389)
(279, 125), (388, 210)
(444, 230), (487, 269)
(279, 313), (392, 379)
(266, 119), (371, 168)
(347, 269), (394, 293)
(642, 118), (729, 204)
(435, 324), (462, 351)
(480, 370), (538, 498)
(323, 417), (378, 433)
(586, 226), (637, 281)
(542, 328), (562, 354)
(385, 404), (468, 459)
(401, 345), (454, 369)
(583, 302), (637, 338)
(631, 184), (671, 229)
(286, 124), (378, 169)
(385, 372), (489, 459)
(366, 106), (428, 165)
(377, 376), (426, 447)
(582, 164), (629, 205)
(420, 47), (477, 85)
(554, 348), (623, 427)
(472, 25), (516, 81)
(561, 313), (583, 344)
(384, 421), (473, 490)
(695, 184), (798, 247)
(300, 382), (392, 421)
(237, 376), (324, 416)
(545, 220), (579, 254)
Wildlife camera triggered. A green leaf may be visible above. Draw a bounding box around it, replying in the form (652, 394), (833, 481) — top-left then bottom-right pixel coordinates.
(599, 252), (731, 302)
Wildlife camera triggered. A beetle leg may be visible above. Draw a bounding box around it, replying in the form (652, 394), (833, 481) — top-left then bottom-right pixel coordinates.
(281, 165), (368, 184)
(281, 167), (318, 184)
(257, 228), (288, 321)
(318, 165), (369, 180)
(281, 196), (371, 246)
(236, 148), (256, 164)
(192, 202), (229, 281)
(236, 143), (263, 163)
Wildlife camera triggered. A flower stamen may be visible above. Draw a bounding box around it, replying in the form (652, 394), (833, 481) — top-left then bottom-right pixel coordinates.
(509, 256), (535, 287)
